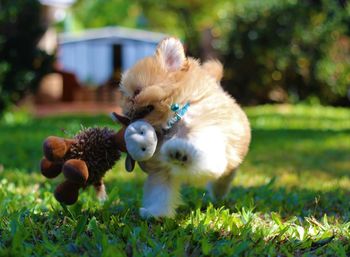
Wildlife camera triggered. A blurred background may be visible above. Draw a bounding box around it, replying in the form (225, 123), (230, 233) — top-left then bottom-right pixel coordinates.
(0, 0), (349, 118)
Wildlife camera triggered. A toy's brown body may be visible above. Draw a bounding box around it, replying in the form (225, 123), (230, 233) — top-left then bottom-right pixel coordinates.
(40, 127), (126, 205)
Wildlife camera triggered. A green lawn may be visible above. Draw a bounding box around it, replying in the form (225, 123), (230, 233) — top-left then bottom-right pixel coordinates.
(0, 105), (349, 256)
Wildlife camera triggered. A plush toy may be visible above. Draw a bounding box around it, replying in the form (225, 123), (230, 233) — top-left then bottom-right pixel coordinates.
(40, 127), (125, 205)
(40, 113), (158, 205)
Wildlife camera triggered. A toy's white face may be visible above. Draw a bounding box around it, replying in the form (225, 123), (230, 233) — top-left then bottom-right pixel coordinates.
(124, 120), (157, 161)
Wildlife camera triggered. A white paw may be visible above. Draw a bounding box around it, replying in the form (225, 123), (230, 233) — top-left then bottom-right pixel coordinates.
(161, 138), (196, 166)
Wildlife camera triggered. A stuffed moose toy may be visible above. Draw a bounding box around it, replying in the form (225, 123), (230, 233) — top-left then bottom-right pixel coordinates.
(40, 113), (158, 205)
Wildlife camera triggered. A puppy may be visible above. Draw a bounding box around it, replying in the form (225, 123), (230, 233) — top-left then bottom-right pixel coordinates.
(119, 38), (251, 218)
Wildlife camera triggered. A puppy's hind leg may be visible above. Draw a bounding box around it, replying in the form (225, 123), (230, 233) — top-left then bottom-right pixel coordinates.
(207, 169), (236, 201)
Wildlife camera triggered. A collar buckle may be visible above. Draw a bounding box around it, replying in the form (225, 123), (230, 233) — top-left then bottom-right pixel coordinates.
(165, 102), (190, 130)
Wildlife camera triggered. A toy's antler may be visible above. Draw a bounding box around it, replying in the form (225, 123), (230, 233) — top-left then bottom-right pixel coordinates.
(111, 112), (131, 126)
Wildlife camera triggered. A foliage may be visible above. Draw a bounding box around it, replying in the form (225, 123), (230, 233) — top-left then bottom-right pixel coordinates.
(69, 0), (350, 105)
(0, 0), (54, 115)
(70, 0), (142, 30)
(0, 105), (350, 255)
(213, 0), (350, 105)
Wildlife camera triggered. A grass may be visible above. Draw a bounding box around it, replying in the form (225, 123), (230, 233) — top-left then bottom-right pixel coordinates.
(0, 104), (350, 256)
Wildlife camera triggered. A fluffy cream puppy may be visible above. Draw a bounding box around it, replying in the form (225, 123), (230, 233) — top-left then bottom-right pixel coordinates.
(119, 38), (251, 218)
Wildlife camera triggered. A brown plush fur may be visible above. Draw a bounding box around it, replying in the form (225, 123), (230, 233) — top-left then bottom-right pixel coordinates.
(41, 127), (123, 205)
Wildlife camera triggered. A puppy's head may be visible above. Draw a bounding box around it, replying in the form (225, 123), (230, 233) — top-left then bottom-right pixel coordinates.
(119, 38), (188, 128)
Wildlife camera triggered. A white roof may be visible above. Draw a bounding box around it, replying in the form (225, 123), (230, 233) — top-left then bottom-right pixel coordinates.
(39, 0), (75, 8)
(59, 27), (167, 44)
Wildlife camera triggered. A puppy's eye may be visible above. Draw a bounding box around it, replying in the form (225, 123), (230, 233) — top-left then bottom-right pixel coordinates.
(146, 105), (154, 112)
(134, 89), (141, 97)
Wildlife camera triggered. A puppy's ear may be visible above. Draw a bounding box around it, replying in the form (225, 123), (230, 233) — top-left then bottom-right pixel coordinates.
(202, 60), (223, 82)
(156, 37), (185, 72)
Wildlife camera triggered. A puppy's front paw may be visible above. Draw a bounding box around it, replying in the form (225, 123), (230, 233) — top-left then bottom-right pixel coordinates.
(161, 138), (196, 166)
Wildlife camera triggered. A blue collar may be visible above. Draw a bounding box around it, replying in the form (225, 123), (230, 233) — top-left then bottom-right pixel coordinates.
(165, 102), (190, 130)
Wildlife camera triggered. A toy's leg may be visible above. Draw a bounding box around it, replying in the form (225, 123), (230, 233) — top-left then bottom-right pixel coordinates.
(62, 159), (89, 185)
(140, 172), (181, 218)
(40, 157), (63, 178)
(207, 169), (236, 200)
(54, 180), (81, 205)
(43, 136), (76, 161)
(94, 180), (108, 202)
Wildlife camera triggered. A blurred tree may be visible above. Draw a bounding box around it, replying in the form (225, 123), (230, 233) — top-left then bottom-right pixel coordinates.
(0, 0), (54, 115)
(220, 0), (350, 105)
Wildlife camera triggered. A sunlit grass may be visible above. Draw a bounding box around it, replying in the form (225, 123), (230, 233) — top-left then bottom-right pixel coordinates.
(0, 104), (350, 256)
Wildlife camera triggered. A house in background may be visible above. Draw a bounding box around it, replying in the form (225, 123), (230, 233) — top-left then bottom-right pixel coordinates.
(59, 27), (166, 86)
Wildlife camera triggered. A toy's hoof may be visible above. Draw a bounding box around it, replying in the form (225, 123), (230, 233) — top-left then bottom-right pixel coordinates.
(63, 159), (89, 185)
(54, 180), (80, 205)
(40, 157), (62, 178)
(43, 136), (68, 161)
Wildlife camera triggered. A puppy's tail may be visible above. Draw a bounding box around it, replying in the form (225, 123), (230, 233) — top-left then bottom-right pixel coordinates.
(202, 59), (223, 82)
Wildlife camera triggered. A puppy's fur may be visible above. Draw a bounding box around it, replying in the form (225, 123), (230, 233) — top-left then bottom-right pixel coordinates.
(120, 38), (251, 218)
